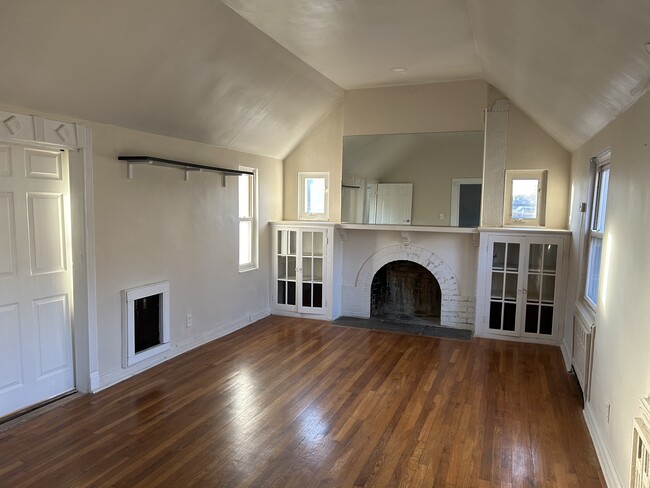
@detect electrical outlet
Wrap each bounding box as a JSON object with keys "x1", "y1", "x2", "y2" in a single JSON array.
[
  {"x1": 605, "y1": 401, "x2": 611, "y2": 424},
  {"x1": 439, "y1": 213, "x2": 445, "y2": 220},
  {"x1": 186, "y1": 313, "x2": 192, "y2": 328}
]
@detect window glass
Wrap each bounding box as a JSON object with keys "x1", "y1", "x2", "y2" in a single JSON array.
[
  {"x1": 584, "y1": 160, "x2": 610, "y2": 308},
  {"x1": 305, "y1": 177, "x2": 326, "y2": 214},
  {"x1": 298, "y1": 172, "x2": 329, "y2": 220},
  {"x1": 511, "y1": 179, "x2": 539, "y2": 219}
]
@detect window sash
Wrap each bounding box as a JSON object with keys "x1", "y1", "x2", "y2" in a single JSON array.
[
  {"x1": 298, "y1": 172, "x2": 329, "y2": 220},
  {"x1": 503, "y1": 170, "x2": 547, "y2": 226},
  {"x1": 238, "y1": 169, "x2": 257, "y2": 271},
  {"x1": 583, "y1": 157, "x2": 610, "y2": 309}
]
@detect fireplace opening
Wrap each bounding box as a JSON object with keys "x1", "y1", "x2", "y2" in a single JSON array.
[
  {"x1": 371, "y1": 260, "x2": 441, "y2": 324},
  {"x1": 122, "y1": 281, "x2": 170, "y2": 367},
  {"x1": 134, "y1": 294, "x2": 161, "y2": 353}
]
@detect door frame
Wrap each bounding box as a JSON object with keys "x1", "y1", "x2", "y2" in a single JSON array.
[{"x1": 0, "y1": 109, "x2": 99, "y2": 393}]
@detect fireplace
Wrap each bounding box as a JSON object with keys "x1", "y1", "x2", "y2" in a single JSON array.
[
  {"x1": 342, "y1": 243, "x2": 475, "y2": 329},
  {"x1": 371, "y1": 260, "x2": 441, "y2": 324},
  {"x1": 122, "y1": 281, "x2": 170, "y2": 367}
]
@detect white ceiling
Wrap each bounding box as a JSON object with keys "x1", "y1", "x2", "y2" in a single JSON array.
[
  {"x1": 0, "y1": 0, "x2": 342, "y2": 159},
  {"x1": 221, "y1": 0, "x2": 483, "y2": 89},
  {"x1": 1, "y1": 0, "x2": 648, "y2": 157},
  {"x1": 223, "y1": 0, "x2": 650, "y2": 151}
]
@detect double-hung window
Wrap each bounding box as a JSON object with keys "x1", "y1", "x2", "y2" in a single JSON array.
[
  {"x1": 238, "y1": 167, "x2": 258, "y2": 272},
  {"x1": 584, "y1": 154, "x2": 610, "y2": 308}
]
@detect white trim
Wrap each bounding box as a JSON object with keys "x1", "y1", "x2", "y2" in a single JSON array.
[
  {"x1": 97, "y1": 307, "x2": 270, "y2": 392},
  {"x1": 122, "y1": 281, "x2": 171, "y2": 367},
  {"x1": 0, "y1": 109, "x2": 98, "y2": 395},
  {"x1": 560, "y1": 340, "x2": 572, "y2": 370},
  {"x1": 503, "y1": 169, "x2": 548, "y2": 227},
  {"x1": 238, "y1": 166, "x2": 258, "y2": 272},
  {"x1": 450, "y1": 177, "x2": 482, "y2": 226},
  {"x1": 583, "y1": 402, "x2": 624, "y2": 487}
]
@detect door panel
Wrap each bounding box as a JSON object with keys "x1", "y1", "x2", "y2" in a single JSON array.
[
  {"x1": 0, "y1": 303, "x2": 22, "y2": 392},
  {"x1": 34, "y1": 295, "x2": 71, "y2": 376},
  {"x1": 0, "y1": 192, "x2": 16, "y2": 277},
  {"x1": 0, "y1": 144, "x2": 74, "y2": 418},
  {"x1": 487, "y1": 237, "x2": 524, "y2": 336},
  {"x1": 375, "y1": 183, "x2": 413, "y2": 224},
  {"x1": 27, "y1": 192, "x2": 67, "y2": 274}
]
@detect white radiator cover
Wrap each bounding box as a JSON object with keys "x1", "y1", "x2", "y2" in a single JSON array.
[
  {"x1": 572, "y1": 304, "x2": 595, "y2": 399},
  {"x1": 631, "y1": 397, "x2": 650, "y2": 488}
]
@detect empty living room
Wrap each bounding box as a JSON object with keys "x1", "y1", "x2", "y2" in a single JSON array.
[{"x1": 1, "y1": 1, "x2": 649, "y2": 486}]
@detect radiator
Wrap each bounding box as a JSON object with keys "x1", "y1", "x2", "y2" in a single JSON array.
[
  {"x1": 572, "y1": 305, "x2": 595, "y2": 399},
  {"x1": 631, "y1": 398, "x2": 650, "y2": 488}
]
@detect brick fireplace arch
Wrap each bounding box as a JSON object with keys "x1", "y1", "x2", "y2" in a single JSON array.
[{"x1": 346, "y1": 244, "x2": 474, "y2": 328}]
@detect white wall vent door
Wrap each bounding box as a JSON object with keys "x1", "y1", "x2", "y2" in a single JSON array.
[
  {"x1": 0, "y1": 143, "x2": 74, "y2": 418},
  {"x1": 374, "y1": 183, "x2": 413, "y2": 225}
]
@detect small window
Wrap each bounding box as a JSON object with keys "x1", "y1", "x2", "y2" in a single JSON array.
[
  {"x1": 298, "y1": 172, "x2": 329, "y2": 221},
  {"x1": 238, "y1": 167, "x2": 258, "y2": 272},
  {"x1": 504, "y1": 170, "x2": 547, "y2": 226},
  {"x1": 585, "y1": 158, "x2": 610, "y2": 308}
]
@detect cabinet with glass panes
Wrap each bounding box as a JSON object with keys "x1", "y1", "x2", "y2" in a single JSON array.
[
  {"x1": 482, "y1": 233, "x2": 568, "y2": 342},
  {"x1": 271, "y1": 223, "x2": 334, "y2": 319}
]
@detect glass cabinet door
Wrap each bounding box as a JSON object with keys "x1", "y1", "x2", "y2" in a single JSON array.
[
  {"x1": 300, "y1": 230, "x2": 324, "y2": 311},
  {"x1": 523, "y1": 242, "x2": 558, "y2": 337},
  {"x1": 488, "y1": 239, "x2": 522, "y2": 333},
  {"x1": 276, "y1": 229, "x2": 297, "y2": 306}
]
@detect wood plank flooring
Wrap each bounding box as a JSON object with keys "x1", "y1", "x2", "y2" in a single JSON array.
[{"x1": 0, "y1": 316, "x2": 605, "y2": 487}]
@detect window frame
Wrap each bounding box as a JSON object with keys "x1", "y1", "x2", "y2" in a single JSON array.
[
  {"x1": 298, "y1": 172, "x2": 329, "y2": 221},
  {"x1": 503, "y1": 169, "x2": 548, "y2": 227},
  {"x1": 583, "y1": 151, "x2": 611, "y2": 310},
  {"x1": 238, "y1": 166, "x2": 258, "y2": 272}
]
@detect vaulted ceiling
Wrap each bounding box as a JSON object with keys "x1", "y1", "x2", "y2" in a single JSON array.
[
  {"x1": 223, "y1": 0, "x2": 650, "y2": 151},
  {"x1": 0, "y1": 0, "x2": 648, "y2": 158}
]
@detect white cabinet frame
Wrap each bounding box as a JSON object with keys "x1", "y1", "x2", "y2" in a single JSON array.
[
  {"x1": 271, "y1": 223, "x2": 335, "y2": 320},
  {"x1": 476, "y1": 231, "x2": 569, "y2": 344}
]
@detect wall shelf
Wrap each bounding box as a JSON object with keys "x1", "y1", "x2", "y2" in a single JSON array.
[{"x1": 118, "y1": 156, "x2": 254, "y2": 181}]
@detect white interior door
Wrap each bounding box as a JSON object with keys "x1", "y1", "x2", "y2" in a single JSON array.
[
  {"x1": 0, "y1": 143, "x2": 74, "y2": 418},
  {"x1": 375, "y1": 183, "x2": 413, "y2": 224}
]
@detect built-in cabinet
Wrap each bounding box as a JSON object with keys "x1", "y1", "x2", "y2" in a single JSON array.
[
  {"x1": 477, "y1": 231, "x2": 569, "y2": 343},
  {"x1": 271, "y1": 223, "x2": 336, "y2": 319}
]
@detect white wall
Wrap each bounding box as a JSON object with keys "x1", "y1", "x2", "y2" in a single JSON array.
[
  {"x1": 505, "y1": 104, "x2": 571, "y2": 229},
  {"x1": 284, "y1": 103, "x2": 344, "y2": 221},
  {"x1": 565, "y1": 91, "x2": 650, "y2": 486},
  {"x1": 91, "y1": 123, "x2": 282, "y2": 387},
  {"x1": 343, "y1": 80, "x2": 487, "y2": 135}
]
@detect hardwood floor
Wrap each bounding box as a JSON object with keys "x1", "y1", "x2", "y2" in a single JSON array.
[{"x1": 0, "y1": 316, "x2": 605, "y2": 487}]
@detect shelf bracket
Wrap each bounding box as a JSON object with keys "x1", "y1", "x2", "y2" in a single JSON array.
[
  {"x1": 184, "y1": 167, "x2": 201, "y2": 181},
  {"x1": 126, "y1": 160, "x2": 154, "y2": 180}
]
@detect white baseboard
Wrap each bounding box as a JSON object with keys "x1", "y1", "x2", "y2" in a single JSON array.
[
  {"x1": 95, "y1": 308, "x2": 270, "y2": 393},
  {"x1": 560, "y1": 339, "x2": 572, "y2": 371},
  {"x1": 583, "y1": 402, "x2": 623, "y2": 487}
]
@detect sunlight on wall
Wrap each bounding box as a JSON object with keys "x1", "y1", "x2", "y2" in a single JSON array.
[{"x1": 568, "y1": 184, "x2": 575, "y2": 227}]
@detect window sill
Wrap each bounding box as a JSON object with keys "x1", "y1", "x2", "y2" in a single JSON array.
[
  {"x1": 239, "y1": 264, "x2": 259, "y2": 274},
  {"x1": 575, "y1": 300, "x2": 596, "y2": 327}
]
